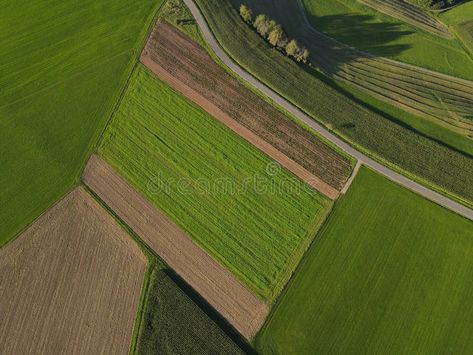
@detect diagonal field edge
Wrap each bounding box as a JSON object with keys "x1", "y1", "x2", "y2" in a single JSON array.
[{"x1": 82, "y1": 155, "x2": 269, "y2": 340}]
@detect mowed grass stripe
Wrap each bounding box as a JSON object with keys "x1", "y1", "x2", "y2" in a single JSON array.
[
  {"x1": 98, "y1": 66, "x2": 330, "y2": 301},
  {"x1": 256, "y1": 168, "x2": 473, "y2": 354},
  {"x1": 358, "y1": 0, "x2": 451, "y2": 37}
]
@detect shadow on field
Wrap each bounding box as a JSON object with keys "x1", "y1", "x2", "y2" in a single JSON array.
[
  {"x1": 165, "y1": 269, "x2": 259, "y2": 355},
  {"x1": 235, "y1": 0, "x2": 412, "y2": 75},
  {"x1": 305, "y1": 13, "x2": 413, "y2": 58}
]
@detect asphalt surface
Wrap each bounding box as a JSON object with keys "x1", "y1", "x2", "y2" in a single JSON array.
[{"x1": 183, "y1": 0, "x2": 473, "y2": 221}]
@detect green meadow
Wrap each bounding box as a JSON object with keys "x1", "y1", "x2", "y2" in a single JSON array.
[
  {"x1": 256, "y1": 168, "x2": 473, "y2": 354},
  {"x1": 0, "y1": 0, "x2": 162, "y2": 246}
]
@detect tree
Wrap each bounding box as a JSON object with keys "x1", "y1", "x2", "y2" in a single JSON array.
[
  {"x1": 254, "y1": 14, "x2": 273, "y2": 38},
  {"x1": 285, "y1": 39, "x2": 300, "y2": 58},
  {"x1": 239, "y1": 4, "x2": 253, "y2": 24},
  {"x1": 299, "y1": 47, "x2": 310, "y2": 63},
  {"x1": 268, "y1": 24, "x2": 287, "y2": 47}
]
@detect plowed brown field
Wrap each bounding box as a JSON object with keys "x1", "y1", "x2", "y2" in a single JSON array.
[
  {"x1": 83, "y1": 155, "x2": 269, "y2": 340},
  {"x1": 0, "y1": 188, "x2": 146, "y2": 355},
  {"x1": 141, "y1": 20, "x2": 352, "y2": 192}
]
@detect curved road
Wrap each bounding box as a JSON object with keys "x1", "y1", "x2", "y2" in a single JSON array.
[{"x1": 183, "y1": 0, "x2": 473, "y2": 222}]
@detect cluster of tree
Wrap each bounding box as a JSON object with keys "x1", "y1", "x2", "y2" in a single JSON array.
[
  {"x1": 406, "y1": 0, "x2": 458, "y2": 10},
  {"x1": 239, "y1": 5, "x2": 310, "y2": 63}
]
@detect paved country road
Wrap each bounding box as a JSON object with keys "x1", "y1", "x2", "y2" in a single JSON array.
[{"x1": 183, "y1": 0, "x2": 473, "y2": 222}]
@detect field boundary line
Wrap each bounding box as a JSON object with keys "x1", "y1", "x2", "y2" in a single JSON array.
[
  {"x1": 82, "y1": 155, "x2": 269, "y2": 340},
  {"x1": 341, "y1": 161, "x2": 362, "y2": 195},
  {"x1": 184, "y1": 0, "x2": 473, "y2": 221}
]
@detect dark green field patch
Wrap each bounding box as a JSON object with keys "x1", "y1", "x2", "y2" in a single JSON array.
[
  {"x1": 256, "y1": 168, "x2": 473, "y2": 354},
  {"x1": 136, "y1": 268, "x2": 249, "y2": 355}
]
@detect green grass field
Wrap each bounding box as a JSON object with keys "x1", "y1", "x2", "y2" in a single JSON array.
[
  {"x1": 0, "y1": 0, "x2": 162, "y2": 246},
  {"x1": 440, "y1": 1, "x2": 473, "y2": 57},
  {"x1": 256, "y1": 167, "x2": 473, "y2": 354},
  {"x1": 135, "y1": 268, "x2": 247, "y2": 355},
  {"x1": 194, "y1": 0, "x2": 473, "y2": 204},
  {"x1": 303, "y1": 0, "x2": 473, "y2": 80},
  {"x1": 98, "y1": 65, "x2": 330, "y2": 301}
]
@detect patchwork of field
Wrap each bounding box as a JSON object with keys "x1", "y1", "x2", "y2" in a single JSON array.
[
  {"x1": 83, "y1": 155, "x2": 268, "y2": 339},
  {"x1": 256, "y1": 167, "x2": 473, "y2": 354},
  {"x1": 142, "y1": 21, "x2": 352, "y2": 195},
  {"x1": 136, "y1": 268, "x2": 248, "y2": 354},
  {"x1": 241, "y1": 0, "x2": 473, "y2": 137},
  {"x1": 0, "y1": 0, "x2": 161, "y2": 246},
  {"x1": 358, "y1": 0, "x2": 451, "y2": 37},
  {"x1": 96, "y1": 65, "x2": 331, "y2": 301},
  {"x1": 0, "y1": 188, "x2": 146, "y2": 354},
  {"x1": 195, "y1": 0, "x2": 473, "y2": 203}
]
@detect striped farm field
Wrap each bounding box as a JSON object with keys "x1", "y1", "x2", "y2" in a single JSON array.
[
  {"x1": 256, "y1": 168, "x2": 473, "y2": 354},
  {"x1": 142, "y1": 20, "x2": 352, "y2": 196},
  {"x1": 98, "y1": 65, "x2": 331, "y2": 301},
  {"x1": 0, "y1": 0, "x2": 162, "y2": 246},
  {"x1": 194, "y1": 0, "x2": 473, "y2": 204},
  {"x1": 357, "y1": 0, "x2": 451, "y2": 38},
  {"x1": 240, "y1": 0, "x2": 473, "y2": 138}
]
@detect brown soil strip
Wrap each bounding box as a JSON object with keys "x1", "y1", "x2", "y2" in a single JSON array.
[
  {"x1": 141, "y1": 55, "x2": 339, "y2": 200},
  {"x1": 0, "y1": 188, "x2": 146, "y2": 355},
  {"x1": 141, "y1": 20, "x2": 352, "y2": 193},
  {"x1": 82, "y1": 155, "x2": 269, "y2": 340}
]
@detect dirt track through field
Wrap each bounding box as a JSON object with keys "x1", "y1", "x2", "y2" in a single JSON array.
[
  {"x1": 141, "y1": 21, "x2": 351, "y2": 194},
  {"x1": 82, "y1": 155, "x2": 269, "y2": 340},
  {"x1": 0, "y1": 188, "x2": 146, "y2": 355}
]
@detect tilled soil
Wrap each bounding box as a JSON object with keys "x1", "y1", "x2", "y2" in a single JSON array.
[
  {"x1": 0, "y1": 188, "x2": 146, "y2": 355},
  {"x1": 141, "y1": 20, "x2": 352, "y2": 192},
  {"x1": 83, "y1": 155, "x2": 269, "y2": 340}
]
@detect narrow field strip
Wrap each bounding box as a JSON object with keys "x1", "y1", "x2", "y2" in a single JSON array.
[
  {"x1": 142, "y1": 20, "x2": 352, "y2": 191},
  {"x1": 358, "y1": 0, "x2": 452, "y2": 38},
  {"x1": 0, "y1": 188, "x2": 146, "y2": 355},
  {"x1": 243, "y1": 0, "x2": 473, "y2": 137},
  {"x1": 83, "y1": 155, "x2": 269, "y2": 340}
]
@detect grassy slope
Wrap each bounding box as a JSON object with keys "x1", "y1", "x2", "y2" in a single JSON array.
[
  {"x1": 98, "y1": 66, "x2": 330, "y2": 301},
  {"x1": 136, "y1": 268, "x2": 247, "y2": 355},
  {"x1": 441, "y1": 1, "x2": 473, "y2": 56},
  {"x1": 0, "y1": 0, "x2": 161, "y2": 246},
  {"x1": 194, "y1": 0, "x2": 473, "y2": 204},
  {"x1": 256, "y1": 167, "x2": 473, "y2": 354},
  {"x1": 302, "y1": 0, "x2": 473, "y2": 80}
]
